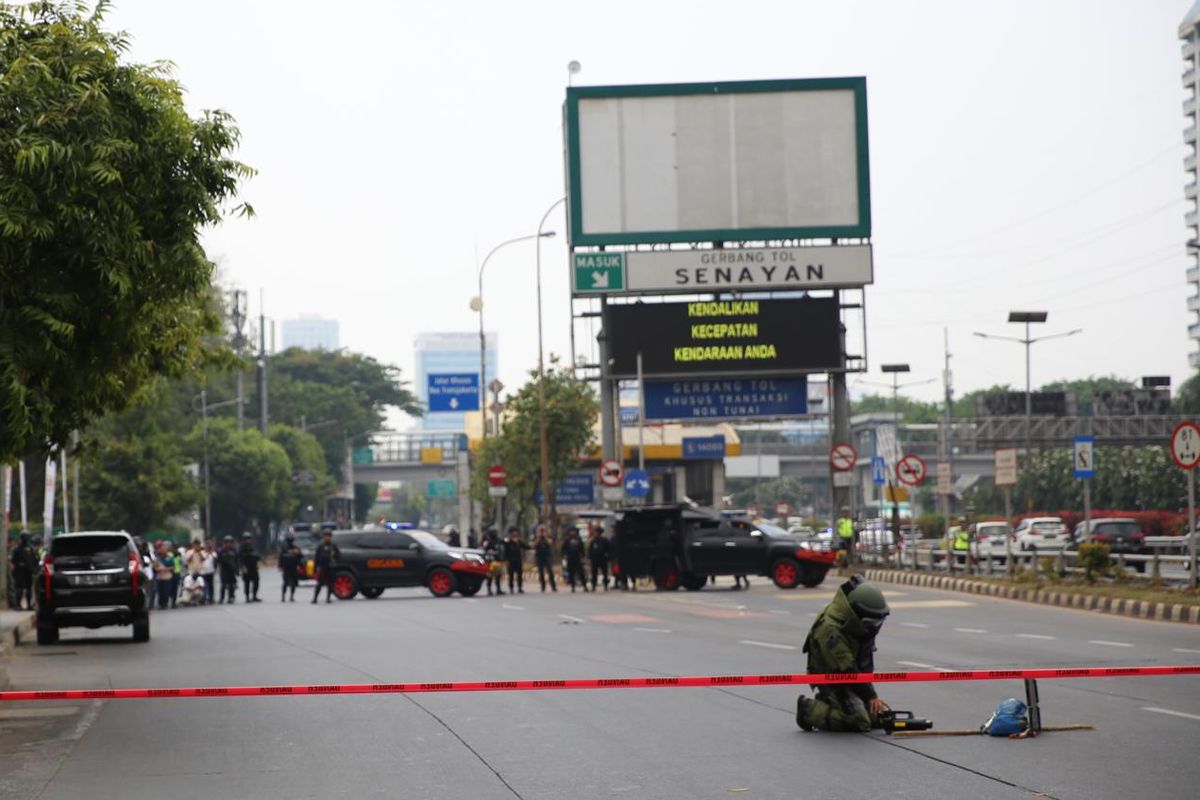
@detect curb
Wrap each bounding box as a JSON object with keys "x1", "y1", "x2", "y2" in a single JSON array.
[
  {"x1": 860, "y1": 569, "x2": 1200, "y2": 625},
  {"x1": 0, "y1": 612, "x2": 36, "y2": 691}
]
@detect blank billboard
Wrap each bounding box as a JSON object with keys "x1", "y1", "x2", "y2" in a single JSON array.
[{"x1": 565, "y1": 78, "x2": 870, "y2": 246}]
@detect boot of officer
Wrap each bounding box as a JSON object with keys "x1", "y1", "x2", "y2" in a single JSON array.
[{"x1": 796, "y1": 576, "x2": 891, "y2": 732}]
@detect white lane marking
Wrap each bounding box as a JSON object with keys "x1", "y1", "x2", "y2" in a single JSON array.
[
  {"x1": 1143, "y1": 707, "x2": 1200, "y2": 722},
  {"x1": 557, "y1": 614, "x2": 585, "y2": 623},
  {"x1": 896, "y1": 661, "x2": 951, "y2": 672},
  {"x1": 1015, "y1": 634, "x2": 1057, "y2": 641},
  {"x1": 1089, "y1": 640, "x2": 1134, "y2": 648},
  {"x1": 899, "y1": 622, "x2": 929, "y2": 629},
  {"x1": 1173, "y1": 647, "x2": 1200, "y2": 655},
  {"x1": 634, "y1": 627, "x2": 672, "y2": 633},
  {"x1": 888, "y1": 600, "x2": 975, "y2": 609},
  {"x1": 768, "y1": 609, "x2": 790, "y2": 615},
  {"x1": 954, "y1": 627, "x2": 987, "y2": 634},
  {"x1": 739, "y1": 639, "x2": 797, "y2": 651},
  {"x1": 502, "y1": 604, "x2": 526, "y2": 611},
  {"x1": 0, "y1": 706, "x2": 80, "y2": 720}
]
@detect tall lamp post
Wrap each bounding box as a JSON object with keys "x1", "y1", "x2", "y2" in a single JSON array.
[
  {"x1": 535, "y1": 197, "x2": 567, "y2": 528},
  {"x1": 472, "y1": 232, "x2": 556, "y2": 438},
  {"x1": 974, "y1": 311, "x2": 1081, "y2": 510}
]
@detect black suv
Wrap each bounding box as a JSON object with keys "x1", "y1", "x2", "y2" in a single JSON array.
[
  {"x1": 1073, "y1": 518, "x2": 1151, "y2": 572},
  {"x1": 36, "y1": 532, "x2": 151, "y2": 644},
  {"x1": 612, "y1": 505, "x2": 836, "y2": 590},
  {"x1": 326, "y1": 528, "x2": 489, "y2": 599}
]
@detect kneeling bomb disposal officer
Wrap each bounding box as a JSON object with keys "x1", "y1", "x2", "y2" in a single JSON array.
[{"x1": 796, "y1": 575, "x2": 891, "y2": 732}]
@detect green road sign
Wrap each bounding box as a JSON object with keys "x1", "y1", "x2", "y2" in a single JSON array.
[
  {"x1": 573, "y1": 253, "x2": 625, "y2": 293},
  {"x1": 427, "y1": 479, "x2": 456, "y2": 497},
  {"x1": 352, "y1": 447, "x2": 374, "y2": 465}
]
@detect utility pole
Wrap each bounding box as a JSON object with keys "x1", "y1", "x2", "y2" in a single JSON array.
[
  {"x1": 830, "y1": 291, "x2": 852, "y2": 551},
  {"x1": 941, "y1": 329, "x2": 953, "y2": 533},
  {"x1": 258, "y1": 290, "x2": 268, "y2": 435},
  {"x1": 231, "y1": 290, "x2": 248, "y2": 430}
]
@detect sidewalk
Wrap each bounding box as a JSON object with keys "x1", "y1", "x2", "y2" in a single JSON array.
[{"x1": 0, "y1": 608, "x2": 36, "y2": 690}]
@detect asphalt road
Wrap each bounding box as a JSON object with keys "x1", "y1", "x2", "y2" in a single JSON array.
[{"x1": 2, "y1": 571, "x2": 1198, "y2": 800}]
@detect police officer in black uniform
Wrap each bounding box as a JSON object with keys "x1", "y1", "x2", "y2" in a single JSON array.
[
  {"x1": 587, "y1": 525, "x2": 610, "y2": 592},
  {"x1": 312, "y1": 529, "x2": 341, "y2": 604},
  {"x1": 502, "y1": 526, "x2": 529, "y2": 594},
  {"x1": 9, "y1": 532, "x2": 38, "y2": 610},
  {"x1": 562, "y1": 528, "x2": 589, "y2": 592},
  {"x1": 239, "y1": 533, "x2": 262, "y2": 602},
  {"x1": 533, "y1": 527, "x2": 557, "y2": 592},
  {"x1": 217, "y1": 535, "x2": 240, "y2": 604},
  {"x1": 278, "y1": 533, "x2": 303, "y2": 602}
]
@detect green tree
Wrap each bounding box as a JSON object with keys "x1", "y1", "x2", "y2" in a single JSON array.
[
  {"x1": 194, "y1": 419, "x2": 290, "y2": 536},
  {"x1": 268, "y1": 424, "x2": 335, "y2": 519},
  {"x1": 0, "y1": 2, "x2": 253, "y2": 461},
  {"x1": 1175, "y1": 371, "x2": 1200, "y2": 415},
  {"x1": 851, "y1": 393, "x2": 942, "y2": 423},
  {"x1": 267, "y1": 348, "x2": 421, "y2": 478},
  {"x1": 471, "y1": 359, "x2": 598, "y2": 523},
  {"x1": 79, "y1": 431, "x2": 199, "y2": 536},
  {"x1": 1041, "y1": 376, "x2": 1134, "y2": 416}
]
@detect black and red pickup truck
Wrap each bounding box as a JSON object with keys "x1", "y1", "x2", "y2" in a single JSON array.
[{"x1": 611, "y1": 505, "x2": 836, "y2": 591}]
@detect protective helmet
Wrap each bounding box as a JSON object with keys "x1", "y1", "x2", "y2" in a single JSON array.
[
  {"x1": 847, "y1": 581, "x2": 890, "y2": 633},
  {"x1": 442, "y1": 524, "x2": 459, "y2": 535},
  {"x1": 222, "y1": 535, "x2": 234, "y2": 543}
]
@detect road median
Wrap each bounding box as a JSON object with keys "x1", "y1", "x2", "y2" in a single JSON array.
[{"x1": 859, "y1": 568, "x2": 1200, "y2": 625}]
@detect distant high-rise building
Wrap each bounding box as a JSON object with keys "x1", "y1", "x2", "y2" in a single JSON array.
[
  {"x1": 1182, "y1": 4, "x2": 1200, "y2": 366},
  {"x1": 415, "y1": 332, "x2": 498, "y2": 431},
  {"x1": 281, "y1": 314, "x2": 340, "y2": 351}
]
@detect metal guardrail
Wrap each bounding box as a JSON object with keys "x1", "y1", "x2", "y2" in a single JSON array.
[{"x1": 854, "y1": 543, "x2": 1195, "y2": 582}]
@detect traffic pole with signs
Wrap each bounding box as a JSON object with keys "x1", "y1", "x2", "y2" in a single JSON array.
[
  {"x1": 1073, "y1": 436, "x2": 1095, "y2": 541},
  {"x1": 994, "y1": 448, "x2": 1019, "y2": 575},
  {"x1": 1170, "y1": 421, "x2": 1200, "y2": 590}
]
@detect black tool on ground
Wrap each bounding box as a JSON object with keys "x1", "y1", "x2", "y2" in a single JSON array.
[
  {"x1": 880, "y1": 710, "x2": 933, "y2": 734},
  {"x1": 1023, "y1": 678, "x2": 1042, "y2": 736}
]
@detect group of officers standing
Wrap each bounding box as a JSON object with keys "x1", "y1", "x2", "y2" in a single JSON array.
[{"x1": 467, "y1": 524, "x2": 612, "y2": 596}]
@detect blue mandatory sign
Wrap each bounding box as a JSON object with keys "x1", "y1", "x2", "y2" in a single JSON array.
[
  {"x1": 642, "y1": 377, "x2": 808, "y2": 422},
  {"x1": 1073, "y1": 435, "x2": 1096, "y2": 480},
  {"x1": 682, "y1": 434, "x2": 726, "y2": 460},
  {"x1": 427, "y1": 373, "x2": 480, "y2": 412},
  {"x1": 871, "y1": 456, "x2": 888, "y2": 486},
  {"x1": 624, "y1": 468, "x2": 651, "y2": 498}
]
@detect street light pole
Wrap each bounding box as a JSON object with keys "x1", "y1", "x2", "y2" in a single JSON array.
[
  {"x1": 192, "y1": 392, "x2": 247, "y2": 541},
  {"x1": 974, "y1": 312, "x2": 1081, "y2": 512},
  {"x1": 473, "y1": 232, "x2": 555, "y2": 437},
  {"x1": 535, "y1": 197, "x2": 566, "y2": 527}
]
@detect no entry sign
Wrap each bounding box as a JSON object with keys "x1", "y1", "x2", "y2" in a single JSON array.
[
  {"x1": 830, "y1": 443, "x2": 857, "y2": 472},
  {"x1": 895, "y1": 454, "x2": 927, "y2": 487},
  {"x1": 599, "y1": 460, "x2": 624, "y2": 487},
  {"x1": 487, "y1": 465, "x2": 508, "y2": 487}
]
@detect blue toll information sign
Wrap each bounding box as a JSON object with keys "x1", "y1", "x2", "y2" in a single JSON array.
[
  {"x1": 427, "y1": 374, "x2": 480, "y2": 412},
  {"x1": 682, "y1": 435, "x2": 726, "y2": 460},
  {"x1": 624, "y1": 469, "x2": 651, "y2": 498},
  {"x1": 642, "y1": 377, "x2": 808, "y2": 421},
  {"x1": 533, "y1": 471, "x2": 596, "y2": 506}
]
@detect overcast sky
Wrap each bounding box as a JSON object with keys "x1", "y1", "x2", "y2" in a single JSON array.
[{"x1": 105, "y1": 0, "x2": 1193, "y2": 421}]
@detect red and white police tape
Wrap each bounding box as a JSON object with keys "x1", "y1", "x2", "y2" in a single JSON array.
[{"x1": 1, "y1": 665, "x2": 1197, "y2": 702}]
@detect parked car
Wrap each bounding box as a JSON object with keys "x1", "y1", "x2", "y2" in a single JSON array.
[
  {"x1": 1014, "y1": 516, "x2": 1069, "y2": 551},
  {"x1": 972, "y1": 521, "x2": 1012, "y2": 562},
  {"x1": 36, "y1": 531, "x2": 151, "y2": 644},
  {"x1": 1072, "y1": 518, "x2": 1150, "y2": 572}
]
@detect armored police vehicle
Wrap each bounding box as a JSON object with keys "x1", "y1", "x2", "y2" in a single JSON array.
[{"x1": 611, "y1": 504, "x2": 836, "y2": 590}]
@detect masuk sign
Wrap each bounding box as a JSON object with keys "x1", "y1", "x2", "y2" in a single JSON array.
[{"x1": 571, "y1": 246, "x2": 872, "y2": 296}]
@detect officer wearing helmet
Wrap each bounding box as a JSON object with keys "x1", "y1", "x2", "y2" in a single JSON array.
[
  {"x1": 796, "y1": 575, "x2": 891, "y2": 732},
  {"x1": 442, "y1": 524, "x2": 462, "y2": 548}
]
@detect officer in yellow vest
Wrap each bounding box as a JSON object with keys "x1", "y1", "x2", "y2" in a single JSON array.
[
  {"x1": 836, "y1": 507, "x2": 855, "y2": 564},
  {"x1": 949, "y1": 517, "x2": 970, "y2": 568}
]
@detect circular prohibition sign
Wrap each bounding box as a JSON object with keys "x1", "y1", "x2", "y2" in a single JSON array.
[
  {"x1": 1171, "y1": 420, "x2": 1200, "y2": 471},
  {"x1": 830, "y1": 443, "x2": 857, "y2": 472},
  {"x1": 895, "y1": 454, "x2": 927, "y2": 487}
]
